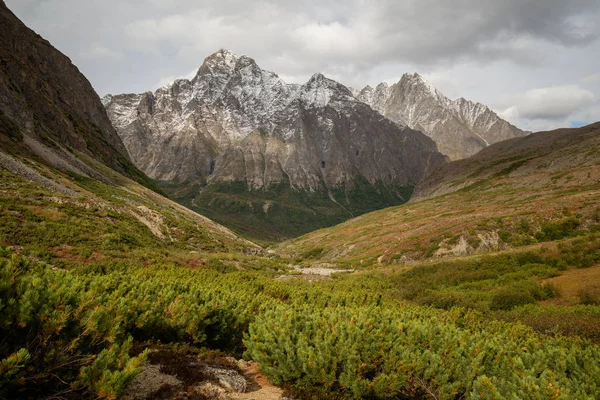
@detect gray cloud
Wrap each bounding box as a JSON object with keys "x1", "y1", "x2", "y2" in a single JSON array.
[
  {"x1": 5, "y1": 0, "x2": 600, "y2": 130},
  {"x1": 503, "y1": 85, "x2": 596, "y2": 120},
  {"x1": 498, "y1": 84, "x2": 598, "y2": 131}
]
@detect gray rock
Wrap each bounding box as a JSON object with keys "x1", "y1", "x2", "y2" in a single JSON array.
[
  {"x1": 0, "y1": 2, "x2": 149, "y2": 185},
  {"x1": 204, "y1": 365, "x2": 247, "y2": 393},
  {"x1": 123, "y1": 364, "x2": 182, "y2": 400}
]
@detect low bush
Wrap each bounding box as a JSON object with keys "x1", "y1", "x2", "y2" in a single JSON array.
[
  {"x1": 535, "y1": 217, "x2": 581, "y2": 241},
  {"x1": 579, "y1": 287, "x2": 600, "y2": 305},
  {"x1": 245, "y1": 306, "x2": 600, "y2": 399},
  {"x1": 490, "y1": 286, "x2": 536, "y2": 310},
  {"x1": 2, "y1": 239, "x2": 600, "y2": 399}
]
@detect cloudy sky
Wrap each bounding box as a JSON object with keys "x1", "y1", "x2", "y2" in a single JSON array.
[{"x1": 6, "y1": 0, "x2": 600, "y2": 131}]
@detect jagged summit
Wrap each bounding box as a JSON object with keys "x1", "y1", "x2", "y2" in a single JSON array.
[
  {"x1": 197, "y1": 48, "x2": 238, "y2": 73},
  {"x1": 400, "y1": 73, "x2": 445, "y2": 100},
  {"x1": 152, "y1": 50, "x2": 357, "y2": 114},
  {"x1": 357, "y1": 73, "x2": 529, "y2": 159},
  {"x1": 301, "y1": 73, "x2": 355, "y2": 108}
]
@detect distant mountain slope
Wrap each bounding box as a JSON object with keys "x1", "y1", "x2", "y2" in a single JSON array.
[
  {"x1": 356, "y1": 73, "x2": 529, "y2": 160},
  {"x1": 105, "y1": 50, "x2": 447, "y2": 241},
  {"x1": 280, "y1": 122, "x2": 600, "y2": 264},
  {"x1": 0, "y1": 0, "x2": 156, "y2": 190},
  {"x1": 413, "y1": 121, "x2": 600, "y2": 200}
]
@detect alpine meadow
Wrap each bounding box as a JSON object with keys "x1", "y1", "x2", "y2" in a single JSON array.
[{"x1": 2, "y1": 1, "x2": 600, "y2": 399}]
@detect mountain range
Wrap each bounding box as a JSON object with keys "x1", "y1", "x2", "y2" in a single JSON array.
[
  {"x1": 104, "y1": 49, "x2": 447, "y2": 240},
  {"x1": 103, "y1": 49, "x2": 528, "y2": 241}
]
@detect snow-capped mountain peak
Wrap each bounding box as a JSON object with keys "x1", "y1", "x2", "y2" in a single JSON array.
[
  {"x1": 301, "y1": 73, "x2": 354, "y2": 107},
  {"x1": 103, "y1": 49, "x2": 445, "y2": 202},
  {"x1": 196, "y1": 48, "x2": 238, "y2": 77}
]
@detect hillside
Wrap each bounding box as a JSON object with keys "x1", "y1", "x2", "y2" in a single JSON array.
[
  {"x1": 0, "y1": 149, "x2": 263, "y2": 266},
  {"x1": 104, "y1": 50, "x2": 446, "y2": 242},
  {"x1": 276, "y1": 122, "x2": 600, "y2": 345},
  {"x1": 0, "y1": 1, "x2": 158, "y2": 191},
  {"x1": 413, "y1": 122, "x2": 600, "y2": 200},
  {"x1": 281, "y1": 122, "x2": 600, "y2": 264}
]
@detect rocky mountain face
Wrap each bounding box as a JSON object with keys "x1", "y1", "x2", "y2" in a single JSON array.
[
  {"x1": 356, "y1": 73, "x2": 529, "y2": 160},
  {"x1": 105, "y1": 49, "x2": 447, "y2": 240},
  {"x1": 0, "y1": 0, "x2": 157, "y2": 190}
]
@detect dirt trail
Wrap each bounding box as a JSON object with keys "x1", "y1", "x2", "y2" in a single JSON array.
[{"x1": 229, "y1": 361, "x2": 284, "y2": 400}]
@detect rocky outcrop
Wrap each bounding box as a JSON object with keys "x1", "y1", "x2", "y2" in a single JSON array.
[
  {"x1": 356, "y1": 73, "x2": 529, "y2": 160},
  {"x1": 0, "y1": 0, "x2": 155, "y2": 189},
  {"x1": 105, "y1": 50, "x2": 447, "y2": 239}
]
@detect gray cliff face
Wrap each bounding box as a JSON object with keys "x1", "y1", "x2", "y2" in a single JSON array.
[
  {"x1": 105, "y1": 50, "x2": 446, "y2": 194},
  {"x1": 0, "y1": 2, "x2": 126, "y2": 162},
  {"x1": 357, "y1": 73, "x2": 529, "y2": 160}
]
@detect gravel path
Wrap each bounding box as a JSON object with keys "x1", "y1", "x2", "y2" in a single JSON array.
[{"x1": 229, "y1": 361, "x2": 284, "y2": 400}]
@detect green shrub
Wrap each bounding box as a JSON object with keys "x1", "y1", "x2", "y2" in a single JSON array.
[
  {"x1": 467, "y1": 235, "x2": 481, "y2": 249},
  {"x1": 245, "y1": 306, "x2": 600, "y2": 399},
  {"x1": 0, "y1": 349, "x2": 30, "y2": 390},
  {"x1": 299, "y1": 246, "x2": 325, "y2": 260},
  {"x1": 535, "y1": 217, "x2": 581, "y2": 241},
  {"x1": 518, "y1": 218, "x2": 531, "y2": 234},
  {"x1": 579, "y1": 288, "x2": 600, "y2": 305},
  {"x1": 542, "y1": 282, "x2": 562, "y2": 299},
  {"x1": 490, "y1": 287, "x2": 536, "y2": 310},
  {"x1": 2, "y1": 238, "x2": 600, "y2": 399},
  {"x1": 77, "y1": 338, "x2": 147, "y2": 400},
  {"x1": 498, "y1": 230, "x2": 512, "y2": 243},
  {"x1": 494, "y1": 305, "x2": 600, "y2": 342}
]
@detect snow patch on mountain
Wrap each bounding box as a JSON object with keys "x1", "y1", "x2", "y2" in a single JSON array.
[{"x1": 104, "y1": 49, "x2": 445, "y2": 194}]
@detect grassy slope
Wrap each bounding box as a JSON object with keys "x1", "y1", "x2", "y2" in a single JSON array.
[
  {"x1": 0, "y1": 145, "x2": 293, "y2": 275},
  {"x1": 2, "y1": 121, "x2": 600, "y2": 399},
  {"x1": 281, "y1": 123, "x2": 600, "y2": 265},
  {"x1": 278, "y1": 122, "x2": 600, "y2": 342}
]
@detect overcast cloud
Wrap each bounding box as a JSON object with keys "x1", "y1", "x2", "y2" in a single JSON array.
[{"x1": 6, "y1": 0, "x2": 600, "y2": 131}]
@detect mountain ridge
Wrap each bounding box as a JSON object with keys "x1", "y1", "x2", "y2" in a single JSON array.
[
  {"x1": 356, "y1": 72, "x2": 530, "y2": 160},
  {"x1": 104, "y1": 49, "x2": 447, "y2": 240},
  {"x1": 280, "y1": 121, "x2": 600, "y2": 265},
  {"x1": 412, "y1": 121, "x2": 600, "y2": 201}
]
